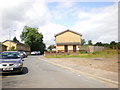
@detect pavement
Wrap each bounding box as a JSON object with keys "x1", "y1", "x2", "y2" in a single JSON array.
[{"x1": 41, "y1": 56, "x2": 119, "y2": 85}]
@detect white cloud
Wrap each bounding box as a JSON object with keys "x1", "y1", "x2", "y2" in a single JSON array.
[
  {"x1": 56, "y1": 2, "x2": 76, "y2": 9},
  {"x1": 38, "y1": 23, "x2": 68, "y2": 47},
  {"x1": 71, "y1": 4, "x2": 118, "y2": 44},
  {"x1": 0, "y1": 0, "x2": 50, "y2": 42},
  {"x1": 49, "y1": 2, "x2": 78, "y2": 20},
  {"x1": 0, "y1": 1, "x2": 118, "y2": 47}
]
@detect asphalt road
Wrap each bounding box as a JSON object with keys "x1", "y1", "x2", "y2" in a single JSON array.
[{"x1": 1, "y1": 56, "x2": 117, "y2": 88}]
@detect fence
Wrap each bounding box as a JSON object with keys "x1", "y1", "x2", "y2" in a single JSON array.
[
  {"x1": 44, "y1": 51, "x2": 79, "y2": 56},
  {"x1": 79, "y1": 46, "x2": 107, "y2": 53},
  {"x1": 44, "y1": 46, "x2": 108, "y2": 56}
]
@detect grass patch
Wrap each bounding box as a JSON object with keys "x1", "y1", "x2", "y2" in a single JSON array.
[{"x1": 45, "y1": 50, "x2": 118, "y2": 58}]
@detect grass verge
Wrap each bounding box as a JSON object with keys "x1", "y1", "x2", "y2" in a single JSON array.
[{"x1": 45, "y1": 50, "x2": 118, "y2": 58}]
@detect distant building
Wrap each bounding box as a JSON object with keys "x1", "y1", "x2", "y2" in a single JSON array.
[
  {"x1": 0, "y1": 43, "x2": 7, "y2": 52},
  {"x1": 55, "y1": 29, "x2": 82, "y2": 52},
  {"x1": 2, "y1": 40, "x2": 31, "y2": 53}
]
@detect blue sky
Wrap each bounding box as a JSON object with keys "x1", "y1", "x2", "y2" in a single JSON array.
[
  {"x1": 47, "y1": 2, "x2": 115, "y2": 9},
  {"x1": 47, "y1": 2, "x2": 116, "y2": 28}
]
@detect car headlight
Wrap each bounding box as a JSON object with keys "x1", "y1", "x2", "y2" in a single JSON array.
[
  {"x1": 0, "y1": 64, "x2": 2, "y2": 68},
  {"x1": 18, "y1": 63, "x2": 22, "y2": 66},
  {"x1": 14, "y1": 63, "x2": 22, "y2": 67}
]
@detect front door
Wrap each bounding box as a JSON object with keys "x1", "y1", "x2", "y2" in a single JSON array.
[
  {"x1": 64, "y1": 45, "x2": 68, "y2": 52},
  {"x1": 73, "y1": 45, "x2": 76, "y2": 52}
]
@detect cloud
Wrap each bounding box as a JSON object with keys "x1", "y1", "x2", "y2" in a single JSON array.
[
  {"x1": 71, "y1": 3, "x2": 118, "y2": 44},
  {"x1": 0, "y1": 0, "x2": 50, "y2": 42},
  {"x1": 0, "y1": 1, "x2": 118, "y2": 47},
  {"x1": 56, "y1": 2, "x2": 76, "y2": 9},
  {"x1": 38, "y1": 23, "x2": 68, "y2": 47},
  {"x1": 49, "y1": 2, "x2": 78, "y2": 21}
]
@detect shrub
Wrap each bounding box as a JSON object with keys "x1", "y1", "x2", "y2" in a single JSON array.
[
  {"x1": 79, "y1": 50, "x2": 88, "y2": 54},
  {"x1": 92, "y1": 51, "x2": 100, "y2": 55}
]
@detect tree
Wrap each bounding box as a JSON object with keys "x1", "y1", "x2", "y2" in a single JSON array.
[
  {"x1": 116, "y1": 42, "x2": 120, "y2": 49},
  {"x1": 20, "y1": 26, "x2": 46, "y2": 54},
  {"x1": 13, "y1": 37, "x2": 19, "y2": 43},
  {"x1": 88, "y1": 40, "x2": 93, "y2": 45},
  {"x1": 94, "y1": 42, "x2": 103, "y2": 46},
  {"x1": 81, "y1": 39, "x2": 86, "y2": 46},
  {"x1": 48, "y1": 45, "x2": 56, "y2": 51},
  {"x1": 102, "y1": 43, "x2": 110, "y2": 47},
  {"x1": 109, "y1": 41, "x2": 118, "y2": 49}
]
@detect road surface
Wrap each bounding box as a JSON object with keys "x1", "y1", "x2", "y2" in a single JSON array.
[{"x1": 1, "y1": 56, "x2": 117, "y2": 88}]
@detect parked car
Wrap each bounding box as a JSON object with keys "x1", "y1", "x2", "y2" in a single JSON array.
[
  {"x1": 19, "y1": 51, "x2": 28, "y2": 58},
  {"x1": 31, "y1": 51, "x2": 41, "y2": 55},
  {"x1": 0, "y1": 51, "x2": 24, "y2": 73},
  {"x1": 36, "y1": 51, "x2": 41, "y2": 55},
  {"x1": 31, "y1": 51, "x2": 36, "y2": 55}
]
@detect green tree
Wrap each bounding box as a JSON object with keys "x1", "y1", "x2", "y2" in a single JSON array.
[
  {"x1": 109, "y1": 41, "x2": 117, "y2": 49},
  {"x1": 81, "y1": 39, "x2": 86, "y2": 46},
  {"x1": 88, "y1": 40, "x2": 93, "y2": 45},
  {"x1": 117, "y1": 42, "x2": 120, "y2": 49},
  {"x1": 20, "y1": 26, "x2": 46, "y2": 54},
  {"x1": 13, "y1": 37, "x2": 19, "y2": 43},
  {"x1": 102, "y1": 43, "x2": 110, "y2": 48},
  {"x1": 48, "y1": 45, "x2": 56, "y2": 51},
  {"x1": 94, "y1": 42, "x2": 103, "y2": 46}
]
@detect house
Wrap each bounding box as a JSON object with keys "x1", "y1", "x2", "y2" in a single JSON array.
[
  {"x1": 0, "y1": 43, "x2": 7, "y2": 52},
  {"x1": 55, "y1": 29, "x2": 82, "y2": 52},
  {"x1": 2, "y1": 40, "x2": 31, "y2": 53}
]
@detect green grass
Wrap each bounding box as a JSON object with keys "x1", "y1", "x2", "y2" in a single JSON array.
[{"x1": 45, "y1": 50, "x2": 118, "y2": 58}]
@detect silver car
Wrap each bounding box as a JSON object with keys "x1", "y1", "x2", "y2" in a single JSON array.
[{"x1": 0, "y1": 51, "x2": 24, "y2": 73}]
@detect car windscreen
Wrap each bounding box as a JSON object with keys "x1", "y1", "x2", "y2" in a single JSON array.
[{"x1": 0, "y1": 52, "x2": 21, "y2": 59}]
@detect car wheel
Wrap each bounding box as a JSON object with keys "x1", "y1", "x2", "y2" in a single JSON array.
[{"x1": 18, "y1": 68, "x2": 23, "y2": 74}]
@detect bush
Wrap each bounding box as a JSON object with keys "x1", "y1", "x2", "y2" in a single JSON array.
[
  {"x1": 92, "y1": 51, "x2": 100, "y2": 55},
  {"x1": 79, "y1": 50, "x2": 88, "y2": 54}
]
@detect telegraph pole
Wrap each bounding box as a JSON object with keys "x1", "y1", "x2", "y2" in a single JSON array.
[{"x1": 9, "y1": 30, "x2": 16, "y2": 50}]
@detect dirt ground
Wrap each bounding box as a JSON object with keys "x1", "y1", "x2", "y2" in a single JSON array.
[{"x1": 46, "y1": 57, "x2": 119, "y2": 72}]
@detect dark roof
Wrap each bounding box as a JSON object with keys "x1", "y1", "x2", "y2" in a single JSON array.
[
  {"x1": 56, "y1": 42, "x2": 81, "y2": 45},
  {"x1": 2, "y1": 40, "x2": 29, "y2": 46},
  {"x1": 54, "y1": 29, "x2": 82, "y2": 37}
]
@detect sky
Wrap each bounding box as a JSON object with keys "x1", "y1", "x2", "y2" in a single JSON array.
[{"x1": 0, "y1": 0, "x2": 119, "y2": 47}]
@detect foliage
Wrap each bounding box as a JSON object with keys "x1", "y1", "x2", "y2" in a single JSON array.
[
  {"x1": 109, "y1": 41, "x2": 118, "y2": 49},
  {"x1": 102, "y1": 43, "x2": 110, "y2": 47},
  {"x1": 88, "y1": 40, "x2": 93, "y2": 45},
  {"x1": 81, "y1": 39, "x2": 86, "y2": 46},
  {"x1": 48, "y1": 45, "x2": 56, "y2": 51},
  {"x1": 13, "y1": 37, "x2": 19, "y2": 43},
  {"x1": 93, "y1": 41, "x2": 120, "y2": 50},
  {"x1": 94, "y1": 42, "x2": 103, "y2": 46},
  {"x1": 20, "y1": 26, "x2": 46, "y2": 54},
  {"x1": 8, "y1": 46, "x2": 16, "y2": 51},
  {"x1": 79, "y1": 50, "x2": 88, "y2": 54}
]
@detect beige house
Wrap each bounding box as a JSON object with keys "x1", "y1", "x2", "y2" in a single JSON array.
[
  {"x1": 2, "y1": 40, "x2": 31, "y2": 53},
  {"x1": 0, "y1": 43, "x2": 7, "y2": 52},
  {"x1": 55, "y1": 30, "x2": 82, "y2": 52}
]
